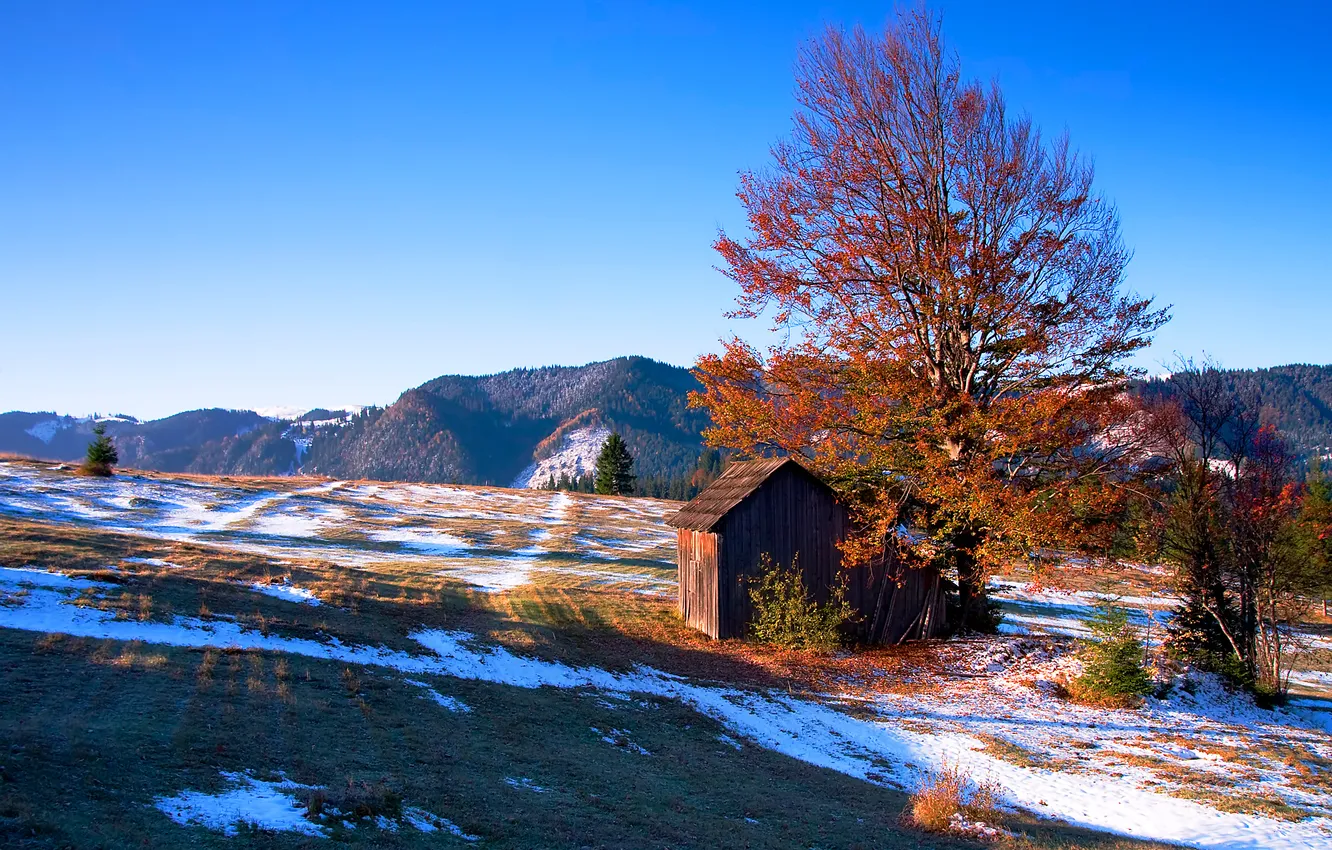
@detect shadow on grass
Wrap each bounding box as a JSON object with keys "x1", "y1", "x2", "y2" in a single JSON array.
[{"x1": 0, "y1": 626, "x2": 1183, "y2": 850}]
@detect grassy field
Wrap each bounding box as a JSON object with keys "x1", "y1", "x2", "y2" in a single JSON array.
[{"x1": 0, "y1": 461, "x2": 1325, "y2": 849}]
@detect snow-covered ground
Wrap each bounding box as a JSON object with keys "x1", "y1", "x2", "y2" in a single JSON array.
[
  {"x1": 3, "y1": 462, "x2": 1332, "y2": 849},
  {"x1": 0, "y1": 462, "x2": 677, "y2": 596},
  {"x1": 1, "y1": 565, "x2": 1331, "y2": 849},
  {"x1": 990, "y1": 577, "x2": 1175, "y2": 640},
  {"x1": 510, "y1": 426, "x2": 609, "y2": 489}
]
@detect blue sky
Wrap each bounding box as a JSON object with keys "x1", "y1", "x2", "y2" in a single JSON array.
[{"x1": 2, "y1": 1, "x2": 1328, "y2": 420}]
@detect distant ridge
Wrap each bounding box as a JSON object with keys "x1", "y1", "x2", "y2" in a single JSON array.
[
  {"x1": 1139, "y1": 363, "x2": 1332, "y2": 456},
  {"x1": 6, "y1": 359, "x2": 1329, "y2": 487},
  {"x1": 0, "y1": 357, "x2": 710, "y2": 486},
  {"x1": 306, "y1": 356, "x2": 708, "y2": 485}
]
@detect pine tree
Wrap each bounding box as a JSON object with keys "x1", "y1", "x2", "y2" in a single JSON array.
[
  {"x1": 593, "y1": 433, "x2": 635, "y2": 496},
  {"x1": 1070, "y1": 605, "x2": 1155, "y2": 707},
  {"x1": 83, "y1": 423, "x2": 119, "y2": 477}
]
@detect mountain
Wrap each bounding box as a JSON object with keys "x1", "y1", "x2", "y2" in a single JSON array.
[
  {"x1": 15, "y1": 359, "x2": 1324, "y2": 489},
  {"x1": 0, "y1": 408, "x2": 281, "y2": 473},
  {"x1": 306, "y1": 357, "x2": 709, "y2": 485},
  {"x1": 0, "y1": 357, "x2": 711, "y2": 487}
]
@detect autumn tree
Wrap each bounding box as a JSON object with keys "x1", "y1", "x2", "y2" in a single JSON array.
[
  {"x1": 1152, "y1": 360, "x2": 1241, "y2": 673},
  {"x1": 1301, "y1": 459, "x2": 1332, "y2": 612},
  {"x1": 1149, "y1": 360, "x2": 1323, "y2": 696},
  {"x1": 1226, "y1": 424, "x2": 1309, "y2": 693},
  {"x1": 693, "y1": 9, "x2": 1167, "y2": 632}
]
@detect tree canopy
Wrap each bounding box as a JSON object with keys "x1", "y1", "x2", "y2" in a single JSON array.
[{"x1": 692, "y1": 9, "x2": 1167, "y2": 628}]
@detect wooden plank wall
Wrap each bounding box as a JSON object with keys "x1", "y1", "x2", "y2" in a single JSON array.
[
  {"x1": 677, "y1": 528, "x2": 720, "y2": 638},
  {"x1": 861, "y1": 556, "x2": 947, "y2": 644},
  {"x1": 715, "y1": 465, "x2": 860, "y2": 639},
  {"x1": 675, "y1": 464, "x2": 945, "y2": 642}
]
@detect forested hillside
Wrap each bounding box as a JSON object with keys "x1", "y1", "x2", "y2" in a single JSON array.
[
  {"x1": 1, "y1": 357, "x2": 711, "y2": 488},
  {"x1": 1138, "y1": 363, "x2": 1332, "y2": 457},
  {"x1": 6, "y1": 360, "x2": 1328, "y2": 488},
  {"x1": 306, "y1": 357, "x2": 709, "y2": 485}
]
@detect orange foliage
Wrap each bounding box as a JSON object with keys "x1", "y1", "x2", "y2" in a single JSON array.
[{"x1": 692, "y1": 9, "x2": 1167, "y2": 625}]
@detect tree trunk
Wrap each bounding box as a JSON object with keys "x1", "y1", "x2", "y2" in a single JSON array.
[{"x1": 952, "y1": 530, "x2": 990, "y2": 632}]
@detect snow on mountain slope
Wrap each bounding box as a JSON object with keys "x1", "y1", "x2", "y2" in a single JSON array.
[
  {"x1": 511, "y1": 427, "x2": 610, "y2": 489},
  {"x1": 24, "y1": 419, "x2": 70, "y2": 444},
  {"x1": 256, "y1": 405, "x2": 367, "y2": 422}
]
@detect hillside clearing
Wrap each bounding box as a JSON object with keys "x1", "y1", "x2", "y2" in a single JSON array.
[{"x1": 1, "y1": 461, "x2": 1330, "y2": 849}]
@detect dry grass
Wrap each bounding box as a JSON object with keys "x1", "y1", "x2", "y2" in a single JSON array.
[
  {"x1": 1167, "y1": 786, "x2": 1312, "y2": 822},
  {"x1": 908, "y1": 762, "x2": 1002, "y2": 833},
  {"x1": 299, "y1": 777, "x2": 403, "y2": 825},
  {"x1": 1063, "y1": 676, "x2": 1147, "y2": 709},
  {"x1": 976, "y1": 734, "x2": 1052, "y2": 769},
  {"x1": 196, "y1": 649, "x2": 218, "y2": 688}
]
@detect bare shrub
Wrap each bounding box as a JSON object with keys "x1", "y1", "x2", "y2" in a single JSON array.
[
  {"x1": 197, "y1": 650, "x2": 218, "y2": 688},
  {"x1": 341, "y1": 667, "x2": 361, "y2": 697},
  {"x1": 247, "y1": 654, "x2": 265, "y2": 694}
]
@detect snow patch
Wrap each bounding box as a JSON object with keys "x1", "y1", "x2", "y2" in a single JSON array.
[
  {"x1": 435, "y1": 557, "x2": 535, "y2": 594},
  {"x1": 0, "y1": 566, "x2": 108, "y2": 590},
  {"x1": 248, "y1": 581, "x2": 321, "y2": 606},
  {"x1": 121, "y1": 557, "x2": 184, "y2": 569},
  {"x1": 591, "y1": 726, "x2": 651, "y2": 756},
  {"x1": 154, "y1": 771, "x2": 324, "y2": 837},
  {"x1": 402, "y1": 807, "x2": 478, "y2": 840},
  {"x1": 25, "y1": 419, "x2": 69, "y2": 444},
  {"x1": 511, "y1": 427, "x2": 609, "y2": 489},
  {"x1": 369, "y1": 527, "x2": 471, "y2": 554},
  {"x1": 404, "y1": 678, "x2": 471, "y2": 712}
]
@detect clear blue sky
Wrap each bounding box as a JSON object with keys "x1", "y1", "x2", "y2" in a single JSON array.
[{"x1": 2, "y1": 1, "x2": 1328, "y2": 420}]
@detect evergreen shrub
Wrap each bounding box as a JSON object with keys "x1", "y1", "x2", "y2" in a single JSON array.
[{"x1": 1068, "y1": 605, "x2": 1154, "y2": 707}]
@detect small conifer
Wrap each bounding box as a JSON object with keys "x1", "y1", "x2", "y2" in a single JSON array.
[
  {"x1": 1070, "y1": 605, "x2": 1154, "y2": 706},
  {"x1": 83, "y1": 422, "x2": 119, "y2": 477},
  {"x1": 593, "y1": 433, "x2": 635, "y2": 495}
]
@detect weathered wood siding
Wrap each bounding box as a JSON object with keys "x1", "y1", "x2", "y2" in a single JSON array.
[
  {"x1": 677, "y1": 528, "x2": 721, "y2": 638},
  {"x1": 859, "y1": 555, "x2": 947, "y2": 644},
  {"x1": 714, "y1": 464, "x2": 856, "y2": 639},
  {"x1": 671, "y1": 459, "x2": 947, "y2": 643}
]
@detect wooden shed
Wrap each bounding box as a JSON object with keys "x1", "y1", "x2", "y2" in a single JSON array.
[{"x1": 665, "y1": 457, "x2": 945, "y2": 643}]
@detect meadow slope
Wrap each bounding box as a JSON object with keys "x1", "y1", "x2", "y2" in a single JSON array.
[{"x1": 1, "y1": 460, "x2": 1330, "y2": 849}]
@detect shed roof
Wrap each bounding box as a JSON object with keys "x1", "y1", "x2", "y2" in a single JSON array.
[{"x1": 665, "y1": 457, "x2": 830, "y2": 531}]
